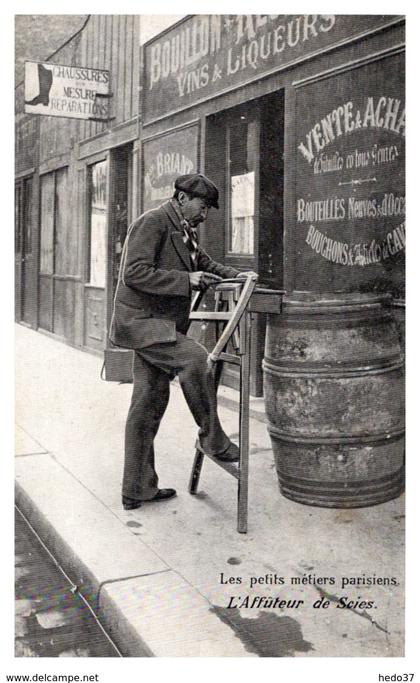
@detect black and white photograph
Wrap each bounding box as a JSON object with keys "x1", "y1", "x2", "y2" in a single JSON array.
[{"x1": 7, "y1": 4, "x2": 416, "y2": 678}]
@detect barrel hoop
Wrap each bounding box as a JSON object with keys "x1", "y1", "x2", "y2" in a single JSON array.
[
  {"x1": 281, "y1": 303, "x2": 385, "y2": 316},
  {"x1": 267, "y1": 313, "x2": 394, "y2": 329},
  {"x1": 262, "y1": 357, "x2": 403, "y2": 378},
  {"x1": 280, "y1": 484, "x2": 404, "y2": 504},
  {"x1": 267, "y1": 424, "x2": 405, "y2": 445},
  {"x1": 279, "y1": 468, "x2": 404, "y2": 495},
  {"x1": 263, "y1": 355, "x2": 401, "y2": 370},
  {"x1": 281, "y1": 465, "x2": 404, "y2": 491},
  {"x1": 280, "y1": 489, "x2": 403, "y2": 507},
  {"x1": 283, "y1": 294, "x2": 387, "y2": 303}
]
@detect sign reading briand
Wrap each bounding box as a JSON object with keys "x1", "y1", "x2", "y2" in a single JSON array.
[
  {"x1": 142, "y1": 124, "x2": 199, "y2": 212},
  {"x1": 24, "y1": 61, "x2": 110, "y2": 120},
  {"x1": 143, "y1": 14, "x2": 399, "y2": 123}
]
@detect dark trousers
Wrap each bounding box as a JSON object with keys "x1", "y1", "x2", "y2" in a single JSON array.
[{"x1": 123, "y1": 332, "x2": 231, "y2": 501}]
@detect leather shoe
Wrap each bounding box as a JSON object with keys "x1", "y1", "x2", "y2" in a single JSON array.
[
  {"x1": 122, "y1": 488, "x2": 177, "y2": 510},
  {"x1": 214, "y1": 442, "x2": 240, "y2": 462},
  {"x1": 148, "y1": 488, "x2": 177, "y2": 502},
  {"x1": 122, "y1": 496, "x2": 142, "y2": 510}
]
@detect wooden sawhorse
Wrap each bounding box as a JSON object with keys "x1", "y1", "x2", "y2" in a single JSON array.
[{"x1": 187, "y1": 275, "x2": 283, "y2": 533}]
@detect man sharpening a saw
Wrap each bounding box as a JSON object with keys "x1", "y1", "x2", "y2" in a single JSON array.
[{"x1": 110, "y1": 173, "x2": 257, "y2": 510}]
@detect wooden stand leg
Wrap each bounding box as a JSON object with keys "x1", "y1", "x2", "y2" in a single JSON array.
[
  {"x1": 188, "y1": 362, "x2": 222, "y2": 496},
  {"x1": 188, "y1": 277, "x2": 258, "y2": 532},
  {"x1": 189, "y1": 448, "x2": 204, "y2": 494},
  {"x1": 237, "y1": 313, "x2": 251, "y2": 534}
]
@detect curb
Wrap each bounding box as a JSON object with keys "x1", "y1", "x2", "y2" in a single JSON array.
[{"x1": 15, "y1": 452, "x2": 251, "y2": 657}]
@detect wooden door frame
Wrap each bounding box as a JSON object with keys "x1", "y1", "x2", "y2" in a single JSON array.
[
  {"x1": 106, "y1": 142, "x2": 134, "y2": 336},
  {"x1": 17, "y1": 173, "x2": 36, "y2": 327},
  {"x1": 82, "y1": 151, "x2": 110, "y2": 353},
  {"x1": 15, "y1": 181, "x2": 24, "y2": 322},
  {"x1": 38, "y1": 169, "x2": 58, "y2": 335}
]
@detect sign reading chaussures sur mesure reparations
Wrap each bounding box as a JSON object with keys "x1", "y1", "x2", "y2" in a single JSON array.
[{"x1": 24, "y1": 61, "x2": 110, "y2": 120}]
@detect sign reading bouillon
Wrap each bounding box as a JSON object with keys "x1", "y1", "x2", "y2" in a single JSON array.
[
  {"x1": 143, "y1": 14, "x2": 398, "y2": 123},
  {"x1": 24, "y1": 61, "x2": 110, "y2": 120}
]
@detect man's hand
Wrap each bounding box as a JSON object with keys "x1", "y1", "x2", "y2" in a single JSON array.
[
  {"x1": 189, "y1": 271, "x2": 223, "y2": 291},
  {"x1": 236, "y1": 270, "x2": 259, "y2": 280}
]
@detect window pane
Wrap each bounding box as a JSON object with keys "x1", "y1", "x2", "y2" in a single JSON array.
[
  {"x1": 40, "y1": 174, "x2": 55, "y2": 274},
  {"x1": 230, "y1": 172, "x2": 255, "y2": 255},
  {"x1": 228, "y1": 118, "x2": 256, "y2": 255},
  {"x1": 89, "y1": 160, "x2": 107, "y2": 288}
]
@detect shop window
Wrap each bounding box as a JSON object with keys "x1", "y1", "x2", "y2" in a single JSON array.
[
  {"x1": 206, "y1": 92, "x2": 283, "y2": 284},
  {"x1": 88, "y1": 160, "x2": 107, "y2": 288},
  {"x1": 227, "y1": 117, "x2": 258, "y2": 256}
]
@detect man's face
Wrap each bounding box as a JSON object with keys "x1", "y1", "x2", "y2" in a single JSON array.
[{"x1": 179, "y1": 193, "x2": 209, "y2": 226}]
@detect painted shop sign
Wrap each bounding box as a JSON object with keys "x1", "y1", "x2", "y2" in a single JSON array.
[
  {"x1": 142, "y1": 124, "x2": 199, "y2": 212},
  {"x1": 24, "y1": 61, "x2": 110, "y2": 120},
  {"x1": 143, "y1": 14, "x2": 398, "y2": 123},
  {"x1": 295, "y1": 52, "x2": 405, "y2": 296}
]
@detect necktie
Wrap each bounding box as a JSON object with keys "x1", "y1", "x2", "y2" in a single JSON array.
[
  {"x1": 170, "y1": 198, "x2": 199, "y2": 267},
  {"x1": 182, "y1": 221, "x2": 199, "y2": 266}
]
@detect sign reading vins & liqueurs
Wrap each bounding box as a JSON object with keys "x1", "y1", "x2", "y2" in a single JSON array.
[
  {"x1": 143, "y1": 15, "x2": 398, "y2": 123},
  {"x1": 142, "y1": 125, "x2": 199, "y2": 212},
  {"x1": 24, "y1": 61, "x2": 110, "y2": 120},
  {"x1": 295, "y1": 52, "x2": 405, "y2": 296}
]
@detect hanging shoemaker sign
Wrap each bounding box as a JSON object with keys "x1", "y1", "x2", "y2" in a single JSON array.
[{"x1": 24, "y1": 61, "x2": 111, "y2": 121}]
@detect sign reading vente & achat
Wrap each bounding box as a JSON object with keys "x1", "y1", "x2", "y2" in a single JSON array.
[
  {"x1": 143, "y1": 14, "x2": 399, "y2": 124},
  {"x1": 24, "y1": 61, "x2": 110, "y2": 120},
  {"x1": 295, "y1": 51, "x2": 405, "y2": 296}
]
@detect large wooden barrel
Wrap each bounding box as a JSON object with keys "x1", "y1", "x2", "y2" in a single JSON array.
[
  {"x1": 392, "y1": 298, "x2": 405, "y2": 360},
  {"x1": 263, "y1": 292, "x2": 405, "y2": 508}
]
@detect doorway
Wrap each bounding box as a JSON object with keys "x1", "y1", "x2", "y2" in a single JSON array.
[
  {"x1": 83, "y1": 142, "x2": 134, "y2": 359},
  {"x1": 15, "y1": 176, "x2": 35, "y2": 326},
  {"x1": 108, "y1": 143, "x2": 133, "y2": 306},
  {"x1": 84, "y1": 158, "x2": 108, "y2": 351},
  {"x1": 205, "y1": 90, "x2": 284, "y2": 395},
  {"x1": 38, "y1": 167, "x2": 77, "y2": 342},
  {"x1": 102, "y1": 142, "x2": 135, "y2": 380}
]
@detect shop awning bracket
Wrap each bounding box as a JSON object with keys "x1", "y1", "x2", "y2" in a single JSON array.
[{"x1": 88, "y1": 116, "x2": 116, "y2": 123}]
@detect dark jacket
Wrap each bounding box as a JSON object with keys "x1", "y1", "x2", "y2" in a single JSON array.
[{"x1": 110, "y1": 200, "x2": 239, "y2": 350}]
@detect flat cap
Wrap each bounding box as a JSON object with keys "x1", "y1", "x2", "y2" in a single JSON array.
[{"x1": 175, "y1": 173, "x2": 219, "y2": 209}]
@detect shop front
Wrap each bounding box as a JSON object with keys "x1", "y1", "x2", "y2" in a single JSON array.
[
  {"x1": 15, "y1": 14, "x2": 405, "y2": 505},
  {"x1": 15, "y1": 14, "x2": 405, "y2": 413},
  {"x1": 15, "y1": 105, "x2": 39, "y2": 329},
  {"x1": 140, "y1": 14, "x2": 405, "y2": 397},
  {"x1": 15, "y1": 15, "x2": 141, "y2": 360}
]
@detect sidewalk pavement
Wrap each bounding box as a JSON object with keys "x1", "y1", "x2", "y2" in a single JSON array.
[{"x1": 15, "y1": 324, "x2": 405, "y2": 657}]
